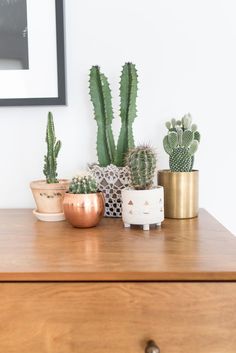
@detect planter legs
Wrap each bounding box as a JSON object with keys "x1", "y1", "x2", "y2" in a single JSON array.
[
  {"x1": 123, "y1": 222, "x2": 162, "y2": 230},
  {"x1": 143, "y1": 224, "x2": 150, "y2": 231}
]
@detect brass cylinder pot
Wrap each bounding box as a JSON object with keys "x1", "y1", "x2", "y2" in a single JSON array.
[
  {"x1": 158, "y1": 170, "x2": 199, "y2": 219},
  {"x1": 63, "y1": 192, "x2": 105, "y2": 228}
]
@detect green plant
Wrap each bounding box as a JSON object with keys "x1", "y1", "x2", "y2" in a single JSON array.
[
  {"x1": 126, "y1": 145, "x2": 157, "y2": 190},
  {"x1": 43, "y1": 112, "x2": 61, "y2": 184},
  {"x1": 89, "y1": 63, "x2": 138, "y2": 167},
  {"x1": 69, "y1": 175, "x2": 98, "y2": 194},
  {"x1": 163, "y1": 113, "x2": 200, "y2": 172}
]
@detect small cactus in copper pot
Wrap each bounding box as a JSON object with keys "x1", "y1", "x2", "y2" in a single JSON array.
[{"x1": 63, "y1": 173, "x2": 105, "y2": 228}]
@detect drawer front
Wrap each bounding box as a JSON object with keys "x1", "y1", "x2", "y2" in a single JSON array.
[{"x1": 0, "y1": 283, "x2": 235, "y2": 353}]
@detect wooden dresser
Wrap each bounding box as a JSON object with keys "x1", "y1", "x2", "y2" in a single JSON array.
[{"x1": 0, "y1": 209, "x2": 236, "y2": 353}]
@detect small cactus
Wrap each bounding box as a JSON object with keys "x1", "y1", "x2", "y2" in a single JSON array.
[
  {"x1": 163, "y1": 113, "x2": 200, "y2": 172},
  {"x1": 126, "y1": 145, "x2": 157, "y2": 190},
  {"x1": 69, "y1": 175, "x2": 98, "y2": 194},
  {"x1": 43, "y1": 112, "x2": 61, "y2": 184}
]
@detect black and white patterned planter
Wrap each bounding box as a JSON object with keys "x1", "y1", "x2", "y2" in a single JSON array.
[{"x1": 88, "y1": 164, "x2": 130, "y2": 217}]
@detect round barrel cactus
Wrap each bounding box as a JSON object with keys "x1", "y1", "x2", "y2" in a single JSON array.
[
  {"x1": 126, "y1": 145, "x2": 157, "y2": 190},
  {"x1": 69, "y1": 175, "x2": 98, "y2": 194}
]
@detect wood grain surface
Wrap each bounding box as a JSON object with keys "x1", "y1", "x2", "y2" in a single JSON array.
[
  {"x1": 0, "y1": 209, "x2": 235, "y2": 281},
  {"x1": 0, "y1": 282, "x2": 235, "y2": 353}
]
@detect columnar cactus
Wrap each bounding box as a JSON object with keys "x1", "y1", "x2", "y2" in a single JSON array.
[
  {"x1": 69, "y1": 175, "x2": 98, "y2": 194},
  {"x1": 126, "y1": 145, "x2": 157, "y2": 190},
  {"x1": 89, "y1": 66, "x2": 116, "y2": 167},
  {"x1": 163, "y1": 113, "x2": 200, "y2": 172},
  {"x1": 115, "y1": 63, "x2": 138, "y2": 166},
  {"x1": 43, "y1": 112, "x2": 61, "y2": 184},
  {"x1": 89, "y1": 63, "x2": 138, "y2": 167}
]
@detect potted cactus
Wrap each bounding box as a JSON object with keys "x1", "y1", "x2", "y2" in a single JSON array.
[
  {"x1": 158, "y1": 113, "x2": 201, "y2": 219},
  {"x1": 88, "y1": 62, "x2": 138, "y2": 217},
  {"x1": 122, "y1": 145, "x2": 164, "y2": 231},
  {"x1": 30, "y1": 112, "x2": 69, "y2": 221},
  {"x1": 63, "y1": 174, "x2": 105, "y2": 228}
]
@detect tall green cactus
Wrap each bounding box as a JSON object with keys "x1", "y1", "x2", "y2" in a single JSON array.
[
  {"x1": 126, "y1": 145, "x2": 157, "y2": 190},
  {"x1": 115, "y1": 63, "x2": 138, "y2": 166},
  {"x1": 89, "y1": 63, "x2": 138, "y2": 167},
  {"x1": 89, "y1": 66, "x2": 116, "y2": 166},
  {"x1": 43, "y1": 112, "x2": 61, "y2": 184},
  {"x1": 163, "y1": 114, "x2": 200, "y2": 172}
]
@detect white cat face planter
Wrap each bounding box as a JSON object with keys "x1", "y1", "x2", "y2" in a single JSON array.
[{"x1": 121, "y1": 187, "x2": 164, "y2": 230}]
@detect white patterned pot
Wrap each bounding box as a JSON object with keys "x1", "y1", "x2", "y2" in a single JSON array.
[
  {"x1": 88, "y1": 164, "x2": 130, "y2": 217},
  {"x1": 121, "y1": 187, "x2": 164, "y2": 230}
]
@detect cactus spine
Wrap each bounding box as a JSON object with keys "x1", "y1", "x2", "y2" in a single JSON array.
[
  {"x1": 89, "y1": 63, "x2": 138, "y2": 167},
  {"x1": 126, "y1": 145, "x2": 157, "y2": 190},
  {"x1": 163, "y1": 113, "x2": 200, "y2": 172},
  {"x1": 43, "y1": 112, "x2": 61, "y2": 184},
  {"x1": 69, "y1": 175, "x2": 98, "y2": 194}
]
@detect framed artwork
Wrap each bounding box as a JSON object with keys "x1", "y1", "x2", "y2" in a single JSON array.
[{"x1": 0, "y1": 0, "x2": 66, "y2": 106}]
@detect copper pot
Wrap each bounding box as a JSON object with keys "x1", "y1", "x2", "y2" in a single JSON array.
[
  {"x1": 158, "y1": 170, "x2": 199, "y2": 219},
  {"x1": 63, "y1": 192, "x2": 105, "y2": 228}
]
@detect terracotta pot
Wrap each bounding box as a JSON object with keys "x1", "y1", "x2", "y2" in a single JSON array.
[
  {"x1": 121, "y1": 187, "x2": 164, "y2": 230},
  {"x1": 88, "y1": 164, "x2": 130, "y2": 218},
  {"x1": 30, "y1": 179, "x2": 69, "y2": 214},
  {"x1": 63, "y1": 192, "x2": 105, "y2": 228},
  {"x1": 158, "y1": 170, "x2": 199, "y2": 219}
]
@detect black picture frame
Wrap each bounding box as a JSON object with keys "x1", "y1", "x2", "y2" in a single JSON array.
[{"x1": 0, "y1": 0, "x2": 66, "y2": 106}]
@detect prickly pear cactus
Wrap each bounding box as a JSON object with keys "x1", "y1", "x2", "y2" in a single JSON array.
[{"x1": 163, "y1": 113, "x2": 200, "y2": 172}]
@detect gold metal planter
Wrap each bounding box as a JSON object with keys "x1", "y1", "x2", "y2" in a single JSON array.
[{"x1": 158, "y1": 170, "x2": 199, "y2": 219}]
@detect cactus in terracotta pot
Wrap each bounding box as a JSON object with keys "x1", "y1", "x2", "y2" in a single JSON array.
[{"x1": 30, "y1": 112, "x2": 69, "y2": 220}]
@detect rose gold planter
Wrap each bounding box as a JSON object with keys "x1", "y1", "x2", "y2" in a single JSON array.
[
  {"x1": 30, "y1": 179, "x2": 69, "y2": 214},
  {"x1": 158, "y1": 170, "x2": 199, "y2": 219},
  {"x1": 63, "y1": 192, "x2": 105, "y2": 228}
]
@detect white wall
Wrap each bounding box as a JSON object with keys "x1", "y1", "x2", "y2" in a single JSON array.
[{"x1": 0, "y1": 0, "x2": 235, "y2": 234}]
